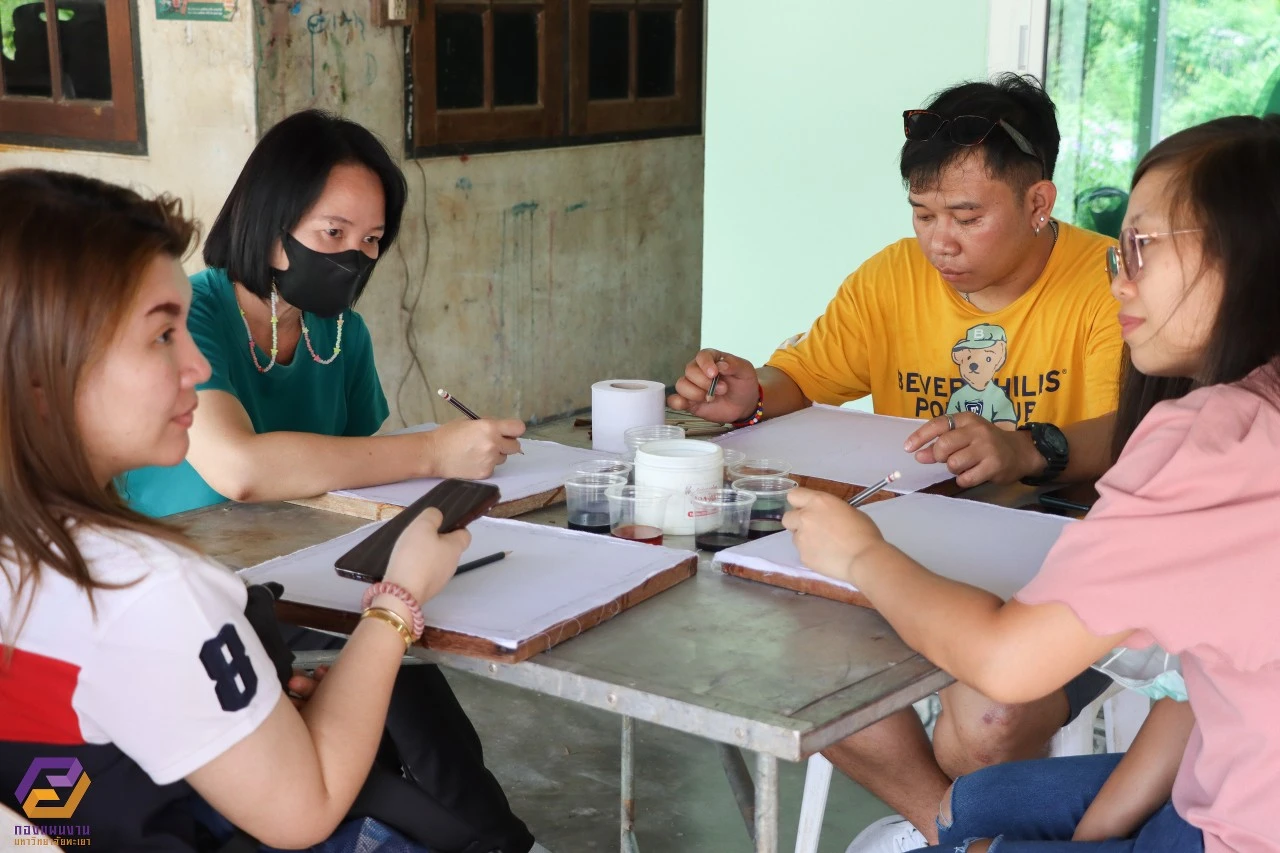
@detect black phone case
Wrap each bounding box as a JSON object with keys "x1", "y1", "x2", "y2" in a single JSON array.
[
  {"x1": 333, "y1": 478, "x2": 501, "y2": 584},
  {"x1": 1037, "y1": 482, "x2": 1100, "y2": 515}
]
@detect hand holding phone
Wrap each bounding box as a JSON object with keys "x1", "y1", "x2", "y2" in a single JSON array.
[
  {"x1": 383, "y1": 507, "x2": 471, "y2": 606},
  {"x1": 335, "y1": 479, "x2": 501, "y2": 586}
]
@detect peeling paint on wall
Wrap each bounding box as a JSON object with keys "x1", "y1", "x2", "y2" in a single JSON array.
[{"x1": 256, "y1": 1, "x2": 703, "y2": 426}]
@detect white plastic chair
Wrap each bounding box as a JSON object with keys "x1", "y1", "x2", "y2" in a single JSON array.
[
  {"x1": 1049, "y1": 682, "x2": 1150, "y2": 757},
  {"x1": 792, "y1": 686, "x2": 1151, "y2": 853}
]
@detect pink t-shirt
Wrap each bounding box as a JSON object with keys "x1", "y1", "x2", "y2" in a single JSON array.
[{"x1": 1018, "y1": 367, "x2": 1280, "y2": 853}]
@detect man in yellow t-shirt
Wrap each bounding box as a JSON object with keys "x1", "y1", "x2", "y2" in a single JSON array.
[
  {"x1": 767, "y1": 216, "x2": 1120, "y2": 431},
  {"x1": 670, "y1": 75, "x2": 1122, "y2": 852}
]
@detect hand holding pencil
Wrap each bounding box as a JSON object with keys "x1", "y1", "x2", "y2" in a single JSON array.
[
  {"x1": 667, "y1": 349, "x2": 762, "y2": 425},
  {"x1": 424, "y1": 389, "x2": 526, "y2": 479},
  {"x1": 783, "y1": 485, "x2": 889, "y2": 586}
]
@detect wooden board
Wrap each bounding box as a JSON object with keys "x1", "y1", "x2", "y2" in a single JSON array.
[
  {"x1": 573, "y1": 410, "x2": 733, "y2": 439},
  {"x1": 716, "y1": 492, "x2": 1071, "y2": 609},
  {"x1": 715, "y1": 477, "x2": 900, "y2": 609},
  {"x1": 717, "y1": 476, "x2": 964, "y2": 605},
  {"x1": 270, "y1": 554, "x2": 697, "y2": 663},
  {"x1": 787, "y1": 472, "x2": 961, "y2": 502},
  {"x1": 289, "y1": 485, "x2": 567, "y2": 522},
  {"x1": 717, "y1": 559, "x2": 874, "y2": 609}
]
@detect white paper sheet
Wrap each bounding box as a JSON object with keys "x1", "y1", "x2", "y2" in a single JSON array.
[
  {"x1": 713, "y1": 493, "x2": 1073, "y2": 601},
  {"x1": 239, "y1": 516, "x2": 695, "y2": 650},
  {"x1": 712, "y1": 405, "x2": 955, "y2": 494},
  {"x1": 332, "y1": 424, "x2": 614, "y2": 507}
]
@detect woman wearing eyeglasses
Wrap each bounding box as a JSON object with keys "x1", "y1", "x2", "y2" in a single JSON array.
[
  {"x1": 671, "y1": 73, "x2": 1126, "y2": 851},
  {"x1": 785, "y1": 114, "x2": 1280, "y2": 852}
]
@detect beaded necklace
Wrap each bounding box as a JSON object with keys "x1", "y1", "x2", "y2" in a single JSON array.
[{"x1": 240, "y1": 285, "x2": 343, "y2": 374}]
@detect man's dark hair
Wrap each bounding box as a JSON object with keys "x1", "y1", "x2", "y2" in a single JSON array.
[
  {"x1": 899, "y1": 73, "x2": 1060, "y2": 194},
  {"x1": 204, "y1": 109, "x2": 408, "y2": 301}
]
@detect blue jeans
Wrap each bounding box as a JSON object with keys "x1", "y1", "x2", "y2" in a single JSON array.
[
  {"x1": 187, "y1": 796, "x2": 433, "y2": 852},
  {"x1": 925, "y1": 754, "x2": 1204, "y2": 852}
]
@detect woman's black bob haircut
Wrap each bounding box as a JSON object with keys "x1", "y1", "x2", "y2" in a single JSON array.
[{"x1": 203, "y1": 109, "x2": 408, "y2": 302}]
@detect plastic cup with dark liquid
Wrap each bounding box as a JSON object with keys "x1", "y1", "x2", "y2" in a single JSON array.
[
  {"x1": 691, "y1": 487, "x2": 755, "y2": 552},
  {"x1": 565, "y1": 472, "x2": 627, "y2": 534},
  {"x1": 605, "y1": 484, "x2": 671, "y2": 546},
  {"x1": 730, "y1": 476, "x2": 799, "y2": 539}
]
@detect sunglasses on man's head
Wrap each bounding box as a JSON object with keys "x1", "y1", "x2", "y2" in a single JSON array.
[
  {"x1": 903, "y1": 110, "x2": 1046, "y2": 179},
  {"x1": 1105, "y1": 226, "x2": 1204, "y2": 282}
]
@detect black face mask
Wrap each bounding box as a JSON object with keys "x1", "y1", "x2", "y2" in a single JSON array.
[{"x1": 271, "y1": 233, "x2": 376, "y2": 318}]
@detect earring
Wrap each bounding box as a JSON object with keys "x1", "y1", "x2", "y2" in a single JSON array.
[{"x1": 1033, "y1": 225, "x2": 1041, "y2": 236}]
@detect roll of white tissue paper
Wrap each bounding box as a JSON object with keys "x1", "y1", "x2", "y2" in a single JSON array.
[{"x1": 591, "y1": 380, "x2": 666, "y2": 454}]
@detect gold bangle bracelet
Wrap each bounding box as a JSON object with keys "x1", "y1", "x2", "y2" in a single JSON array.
[{"x1": 361, "y1": 606, "x2": 413, "y2": 650}]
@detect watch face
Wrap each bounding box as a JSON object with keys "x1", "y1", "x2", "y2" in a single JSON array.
[{"x1": 1040, "y1": 424, "x2": 1069, "y2": 456}]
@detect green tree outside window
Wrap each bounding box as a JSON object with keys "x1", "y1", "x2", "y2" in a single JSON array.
[{"x1": 1046, "y1": 0, "x2": 1280, "y2": 232}]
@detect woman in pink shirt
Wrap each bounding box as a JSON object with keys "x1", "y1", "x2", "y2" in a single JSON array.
[{"x1": 785, "y1": 113, "x2": 1280, "y2": 853}]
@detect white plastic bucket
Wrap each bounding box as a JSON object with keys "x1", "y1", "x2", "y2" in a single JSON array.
[{"x1": 633, "y1": 439, "x2": 725, "y2": 535}]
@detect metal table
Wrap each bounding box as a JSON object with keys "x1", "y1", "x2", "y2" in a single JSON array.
[{"x1": 181, "y1": 421, "x2": 1045, "y2": 853}]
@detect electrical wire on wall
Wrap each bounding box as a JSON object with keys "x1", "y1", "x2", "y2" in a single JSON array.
[{"x1": 392, "y1": 158, "x2": 440, "y2": 427}]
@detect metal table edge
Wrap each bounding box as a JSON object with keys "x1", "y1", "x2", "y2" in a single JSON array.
[
  {"x1": 796, "y1": 665, "x2": 954, "y2": 759},
  {"x1": 411, "y1": 647, "x2": 815, "y2": 762}
]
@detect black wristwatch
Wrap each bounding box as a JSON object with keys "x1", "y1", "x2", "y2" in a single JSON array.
[{"x1": 1018, "y1": 422, "x2": 1069, "y2": 486}]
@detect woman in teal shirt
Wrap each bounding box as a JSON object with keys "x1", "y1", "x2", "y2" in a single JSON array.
[
  {"x1": 122, "y1": 110, "x2": 536, "y2": 852},
  {"x1": 121, "y1": 112, "x2": 524, "y2": 518}
]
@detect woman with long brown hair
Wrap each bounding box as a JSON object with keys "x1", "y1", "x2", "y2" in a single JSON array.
[
  {"x1": 0, "y1": 168, "x2": 463, "y2": 852},
  {"x1": 786, "y1": 114, "x2": 1280, "y2": 853}
]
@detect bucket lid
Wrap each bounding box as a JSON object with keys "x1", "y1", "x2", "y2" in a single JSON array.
[{"x1": 634, "y1": 439, "x2": 724, "y2": 467}]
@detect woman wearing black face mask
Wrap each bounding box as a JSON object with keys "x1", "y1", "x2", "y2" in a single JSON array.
[
  {"x1": 118, "y1": 110, "x2": 537, "y2": 853},
  {"x1": 119, "y1": 109, "x2": 524, "y2": 519}
]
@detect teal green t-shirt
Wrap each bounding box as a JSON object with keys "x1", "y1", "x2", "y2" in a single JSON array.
[{"x1": 119, "y1": 268, "x2": 390, "y2": 517}]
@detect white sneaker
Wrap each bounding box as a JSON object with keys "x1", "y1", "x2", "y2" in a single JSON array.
[{"x1": 845, "y1": 814, "x2": 929, "y2": 852}]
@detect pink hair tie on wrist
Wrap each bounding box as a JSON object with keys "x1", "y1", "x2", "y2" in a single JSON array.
[{"x1": 361, "y1": 582, "x2": 425, "y2": 642}]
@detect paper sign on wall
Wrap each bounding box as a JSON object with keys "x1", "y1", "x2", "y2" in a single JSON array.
[{"x1": 156, "y1": 1, "x2": 237, "y2": 21}]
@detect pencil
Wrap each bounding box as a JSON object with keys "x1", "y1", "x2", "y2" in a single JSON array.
[
  {"x1": 848, "y1": 471, "x2": 902, "y2": 507},
  {"x1": 705, "y1": 357, "x2": 728, "y2": 403},
  {"x1": 456, "y1": 550, "x2": 511, "y2": 575},
  {"x1": 437, "y1": 388, "x2": 481, "y2": 421},
  {"x1": 436, "y1": 388, "x2": 525, "y2": 455}
]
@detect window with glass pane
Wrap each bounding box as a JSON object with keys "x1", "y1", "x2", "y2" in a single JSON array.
[
  {"x1": 1046, "y1": 0, "x2": 1280, "y2": 236},
  {"x1": 0, "y1": 0, "x2": 142, "y2": 150},
  {"x1": 636, "y1": 9, "x2": 677, "y2": 98},
  {"x1": 412, "y1": 0, "x2": 563, "y2": 153},
  {"x1": 568, "y1": 0, "x2": 701, "y2": 137},
  {"x1": 436, "y1": 10, "x2": 484, "y2": 109},
  {"x1": 587, "y1": 9, "x2": 628, "y2": 99},
  {"x1": 494, "y1": 10, "x2": 540, "y2": 106},
  {"x1": 411, "y1": 0, "x2": 700, "y2": 155}
]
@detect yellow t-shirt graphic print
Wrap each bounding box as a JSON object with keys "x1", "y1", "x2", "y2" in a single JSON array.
[
  {"x1": 767, "y1": 222, "x2": 1122, "y2": 427},
  {"x1": 946, "y1": 323, "x2": 1017, "y2": 426}
]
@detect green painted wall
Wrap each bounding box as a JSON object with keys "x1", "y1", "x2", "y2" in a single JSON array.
[{"x1": 701, "y1": 2, "x2": 991, "y2": 376}]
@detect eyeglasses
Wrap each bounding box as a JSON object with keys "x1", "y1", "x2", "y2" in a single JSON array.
[
  {"x1": 1105, "y1": 227, "x2": 1204, "y2": 282},
  {"x1": 903, "y1": 110, "x2": 1046, "y2": 178}
]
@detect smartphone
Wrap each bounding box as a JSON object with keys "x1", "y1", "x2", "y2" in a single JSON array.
[
  {"x1": 334, "y1": 479, "x2": 501, "y2": 584},
  {"x1": 1038, "y1": 481, "x2": 1100, "y2": 516}
]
